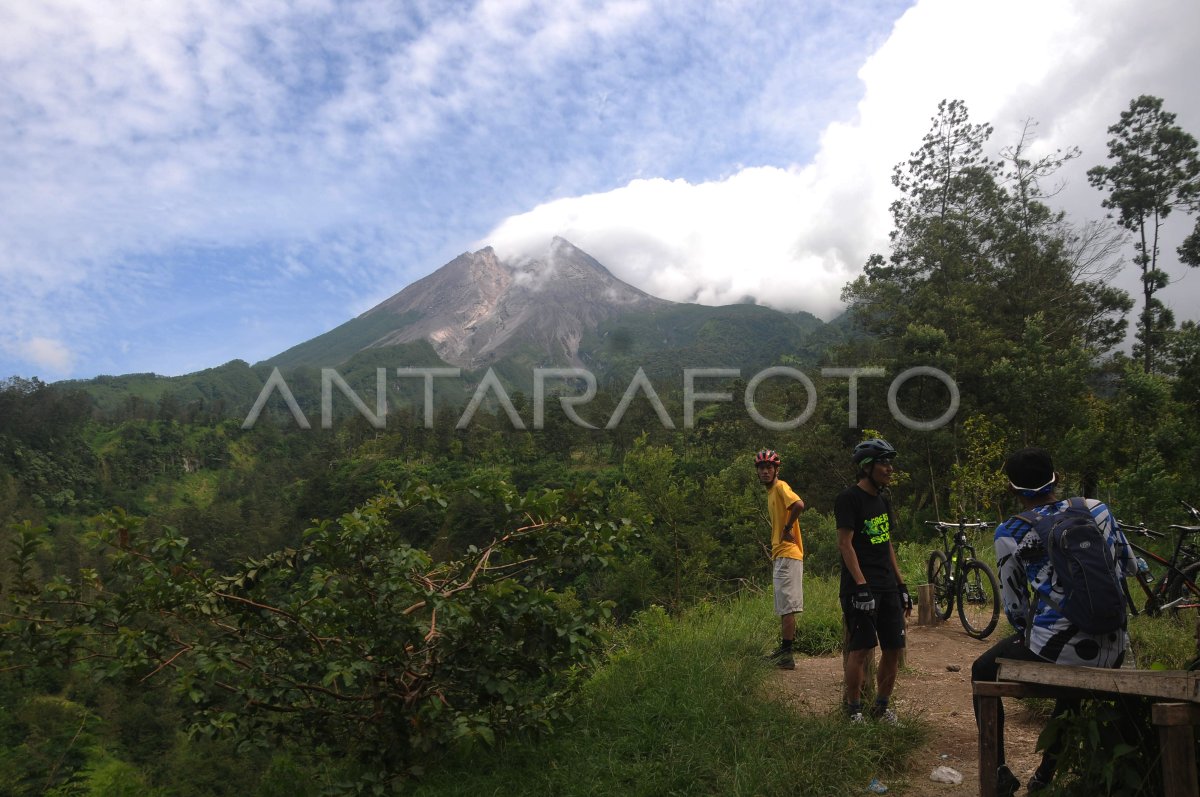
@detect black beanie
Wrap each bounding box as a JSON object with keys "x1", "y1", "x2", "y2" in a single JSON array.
[{"x1": 1004, "y1": 447, "x2": 1055, "y2": 490}]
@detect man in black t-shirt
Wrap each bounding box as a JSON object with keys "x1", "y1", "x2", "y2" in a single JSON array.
[{"x1": 833, "y1": 438, "x2": 912, "y2": 724}]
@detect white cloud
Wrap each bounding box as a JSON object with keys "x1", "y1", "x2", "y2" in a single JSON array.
[
  {"x1": 3, "y1": 337, "x2": 75, "y2": 377},
  {"x1": 485, "y1": 0, "x2": 1200, "y2": 323},
  {"x1": 0, "y1": 0, "x2": 664, "y2": 377},
  {"x1": 486, "y1": 169, "x2": 859, "y2": 318}
]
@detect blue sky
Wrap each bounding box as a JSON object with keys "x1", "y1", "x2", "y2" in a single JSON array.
[{"x1": 3, "y1": 0, "x2": 1199, "y2": 381}]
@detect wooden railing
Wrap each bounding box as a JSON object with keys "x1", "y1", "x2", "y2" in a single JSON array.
[{"x1": 974, "y1": 659, "x2": 1200, "y2": 797}]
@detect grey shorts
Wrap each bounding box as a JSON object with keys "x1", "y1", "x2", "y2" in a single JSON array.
[{"x1": 773, "y1": 557, "x2": 804, "y2": 615}]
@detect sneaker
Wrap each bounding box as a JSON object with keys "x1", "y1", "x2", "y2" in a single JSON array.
[
  {"x1": 847, "y1": 711, "x2": 866, "y2": 724},
  {"x1": 870, "y1": 706, "x2": 899, "y2": 725},
  {"x1": 995, "y1": 764, "x2": 1020, "y2": 797},
  {"x1": 764, "y1": 647, "x2": 795, "y2": 669},
  {"x1": 1027, "y1": 771, "x2": 1051, "y2": 792}
]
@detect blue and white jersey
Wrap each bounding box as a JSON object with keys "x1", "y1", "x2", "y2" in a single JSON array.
[{"x1": 994, "y1": 498, "x2": 1135, "y2": 666}]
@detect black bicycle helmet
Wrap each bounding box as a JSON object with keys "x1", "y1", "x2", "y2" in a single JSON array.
[
  {"x1": 754, "y1": 449, "x2": 781, "y2": 467},
  {"x1": 852, "y1": 438, "x2": 896, "y2": 467}
]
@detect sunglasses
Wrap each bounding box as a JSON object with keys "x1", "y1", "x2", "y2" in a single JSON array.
[{"x1": 1009, "y1": 476, "x2": 1055, "y2": 493}]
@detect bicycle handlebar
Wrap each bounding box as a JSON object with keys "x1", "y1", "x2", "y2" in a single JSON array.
[
  {"x1": 925, "y1": 520, "x2": 991, "y2": 529},
  {"x1": 1117, "y1": 521, "x2": 1163, "y2": 539},
  {"x1": 1182, "y1": 499, "x2": 1200, "y2": 521}
]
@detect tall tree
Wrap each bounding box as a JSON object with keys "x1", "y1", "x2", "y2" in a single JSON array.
[
  {"x1": 849, "y1": 99, "x2": 1005, "y2": 350},
  {"x1": 843, "y1": 101, "x2": 1129, "y2": 424},
  {"x1": 1087, "y1": 95, "x2": 1200, "y2": 373},
  {"x1": 847, "y1": 103, "x2": 1128, "y2": 362},
  {"x1": 994, "y1": 122, "x2": 1132, "y2": 353},
  {"x1": 842, "y1": 101, "x2": 1131, "y2": 510}
]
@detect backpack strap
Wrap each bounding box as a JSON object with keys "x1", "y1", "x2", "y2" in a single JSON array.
[
  {"x1": 1011, "y1": 504, "x2": 1069, "y2": 642},
  {"x1": 1015, "y1": 509, "x2": 1042, "y2": 530}
]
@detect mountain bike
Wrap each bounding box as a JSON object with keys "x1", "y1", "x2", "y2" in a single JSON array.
[
  {"x1": 926, "y1": 519, "x2": 1001, "y2": 639},
  {"x1": 1120, "y1": 499, "x2": 1200, "y2": 616}
]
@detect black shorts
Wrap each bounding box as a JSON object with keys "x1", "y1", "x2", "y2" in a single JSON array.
[{"x1": 841, "y1": 590, "x2": 906, "y2": 652}]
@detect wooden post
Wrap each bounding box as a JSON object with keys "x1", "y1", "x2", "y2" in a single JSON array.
[
  {"x1": 1152, "y1": 703, "x2": 1200, "y2": 797},
  {"x1": 918, "y1": 584, "x2": 935, "y2": 626},
  {"x1": 976, "y1": 691, "x2": 1000, "y2": 797}
]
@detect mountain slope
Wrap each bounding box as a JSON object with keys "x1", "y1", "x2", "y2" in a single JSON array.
[
  {"x1": 65, "y1": 239, "x2": 844, "y2": 419},
  {"x1": 579, "y1": 302, "x2": 828, "y2": 385},
  {"x1": 263, "y1": 238, "x2": 668, "y2": 372}
]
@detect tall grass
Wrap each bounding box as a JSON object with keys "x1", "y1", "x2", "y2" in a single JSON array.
[
  {"x1": 412, "y1": 589, "x2": 924, "y2": 797},
  {"x1": 791, "y1": 571, "x2": 846, "y2": 656},
  {"x1": 1128, "y1": 610, "x2": 1199, "y2": 669}
]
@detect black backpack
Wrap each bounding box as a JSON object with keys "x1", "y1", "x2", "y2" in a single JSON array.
[{"x1": 1016, "y1": 498, "x2": 1126, "y2": 635}]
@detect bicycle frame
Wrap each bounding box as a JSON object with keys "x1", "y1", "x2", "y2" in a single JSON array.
[
  {"x1": 930, "y1": 520, "x2": 990, "y2": 577},
  {"x1": 1120, "y1": 519, "x2": 1200, "y2": 615}
]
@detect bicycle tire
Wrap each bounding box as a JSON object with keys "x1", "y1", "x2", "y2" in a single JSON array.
[
  {"x1": 1164, "y1": 560, "x2": 1200, "y2": 614},
  {"x1": 926, "y1": 550, "x2": 954, "y2": 621},
  {"x1": 957, "y1": 559, "x2": 1000, "y2": 639}
]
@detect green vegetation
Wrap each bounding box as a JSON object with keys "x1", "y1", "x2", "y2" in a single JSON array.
[
  {"x1": 411, "y1": 595, "x2": 923, "y2": 797},
  {"x1": 6, "y1": 482, "x2": 627, "y2": 778},
  {"x1": 582, "y1": 302, "x2": 831, "y2": 387},
  {"x1": 262, "y1": 311, "x2": 427, "y2": 371},
  {"x1": 4, "y1": 95, "x2": 1200, "y2": 794}
]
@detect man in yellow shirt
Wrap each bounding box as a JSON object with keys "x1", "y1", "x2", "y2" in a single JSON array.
[{"x1": 757, "y1": 449, "x2": 806, "y2": 669}]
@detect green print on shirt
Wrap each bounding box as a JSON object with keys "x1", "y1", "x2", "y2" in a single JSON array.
[{"x1": 863, "y1": 513, "x2": 891, "y2": 545}]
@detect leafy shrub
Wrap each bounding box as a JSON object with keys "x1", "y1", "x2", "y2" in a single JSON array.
[
  {"x1": 1037, "y1": 699, "x2": 1166, "y2": 796},
  {"x1": 2, "y1": 479, "x2": 631, "y2": 788},
  {"x1": 0, "y1": 695, "x2": 98, "y2": 795},
  {"x1": 52, "y1": 757, "x2": 165, "y2": 797}
]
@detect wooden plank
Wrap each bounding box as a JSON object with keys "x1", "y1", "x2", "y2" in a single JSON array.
[
  {"x1": 997, "y1": 658, "x2": 1200, "y2": 702},
  {"x1": 983, "y1": 662, "x2": 1200, "y2": 797},
  {"x1": 1152, "y1": 701, "x2": 1200, "y2": 727},
  {"x1": 973, "y1": 681, "x2": 1065, "y2": 700}
]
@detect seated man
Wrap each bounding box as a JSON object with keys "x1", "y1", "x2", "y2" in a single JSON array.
[{"x1": 971, "y1": 447, "x2": 1135, "y2": 795}]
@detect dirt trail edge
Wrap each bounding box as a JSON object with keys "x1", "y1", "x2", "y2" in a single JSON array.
[{"x1": 771, "y1": 622, "x2": 1045, "y2": 796}]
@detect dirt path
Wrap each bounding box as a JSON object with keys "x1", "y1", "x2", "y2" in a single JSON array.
[{"x1": 771, "y1": 622, "x2": 1046, "y2": 796}]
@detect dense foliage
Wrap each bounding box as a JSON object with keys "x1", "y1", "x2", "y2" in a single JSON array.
[{"x1": 5, "y1": 481, "x2": 627, "y2": 785}]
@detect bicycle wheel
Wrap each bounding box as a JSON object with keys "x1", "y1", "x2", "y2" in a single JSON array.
[
  {"x1": 957, "y1": 559, "x2": 1000, "y2": 639},
  {"x1": 1164, "y1": 561, "x2": 1200, "y2": 614},
  {"x1": 927, "y1": 551, "x2": 954, "y2": 621}
]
